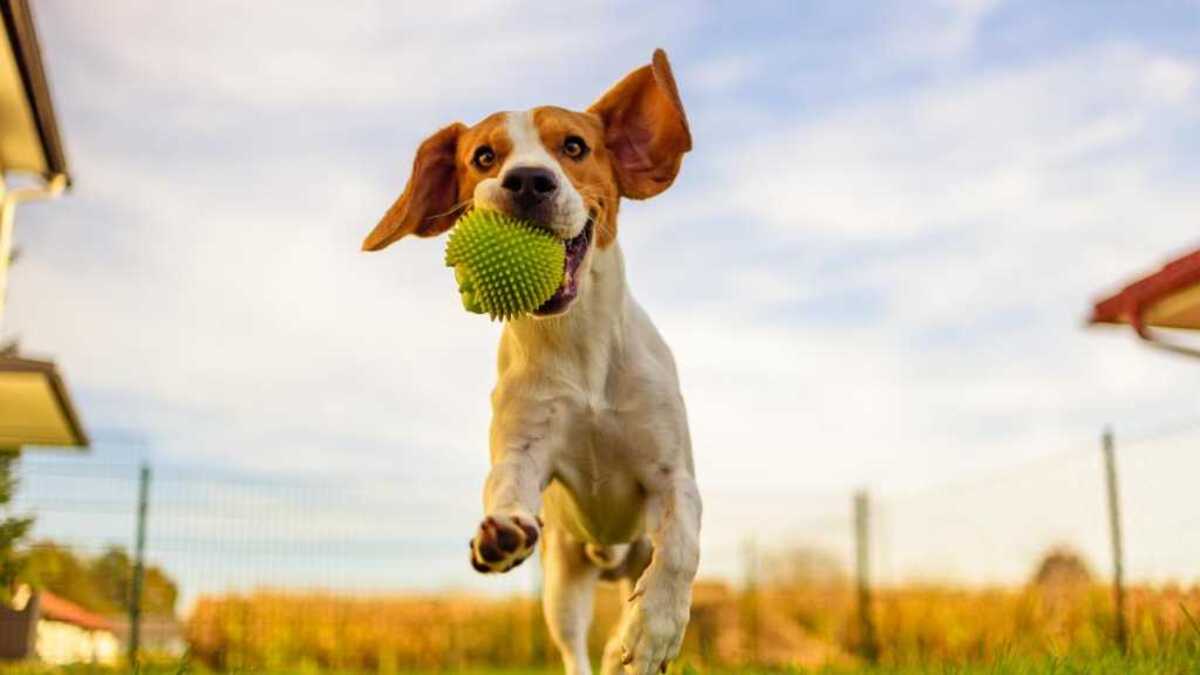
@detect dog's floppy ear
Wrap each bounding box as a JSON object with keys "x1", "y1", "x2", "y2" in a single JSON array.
[
  {"x1": 362, "y1": 122, "x2": 466, "y2": 252},
  {"x1": 588, "y1": 49, "x2": 692, "y2": 200}
]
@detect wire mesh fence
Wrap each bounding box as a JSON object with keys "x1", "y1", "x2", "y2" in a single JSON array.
[{"x1": 7, "y1": 420, "x2": 1200, "y2": 670}]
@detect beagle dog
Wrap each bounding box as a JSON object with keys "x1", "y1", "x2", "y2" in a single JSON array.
[{"x1": 363, "y1": 50, "x2": 700, "y2": 675}]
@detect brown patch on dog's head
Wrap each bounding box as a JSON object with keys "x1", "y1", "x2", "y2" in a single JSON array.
[
  {"x1": 363, "y1": 49, "x2": 690, "y2": 254},
  {"x1": 362, "y1": 122, "x2": 464, "y2": 251},
  {"x1": 589, "y1": 49, "x2": 692, "y2": 201},
  {"x1": 361, "y1": 113, "x2": 513, "y2": 251}
]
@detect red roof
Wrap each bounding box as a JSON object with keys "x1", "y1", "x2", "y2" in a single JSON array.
[
  {"x1": 37, "y1": 590, "x2": 114, "y2": 632},
  {"x1": 1091, "y1": 246, "x2": 1200, "y2": 332}
]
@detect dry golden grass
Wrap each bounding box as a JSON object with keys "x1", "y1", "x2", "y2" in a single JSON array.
[
  {"x1": 187, "y1": 591, "x2": 548, "y2": 671},
  {"x1": 184, "y1": 580, "x2": 1200, "y2": 672}
]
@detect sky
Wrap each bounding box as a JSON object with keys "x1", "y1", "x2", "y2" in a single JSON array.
[{"x1": 5, "y1": 1, "x2": 1200, "y2": 599}]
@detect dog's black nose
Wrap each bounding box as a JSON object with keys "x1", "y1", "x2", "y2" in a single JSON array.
[{"x1": 501, "y1": 166, "x2": 558, "y2": 209}]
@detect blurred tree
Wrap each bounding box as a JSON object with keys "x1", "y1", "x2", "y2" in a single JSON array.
[
  {"x1": 1031, "y1": 545, "x2": 1093, "y2": 589},
  {"x1": 21, "y1": 541, "x2": 178, "y2": 616},
  {"x1": 21, "y1": 540, "x2": 110, "y2": 611},
  {"x1": 140, "y1": 566, "x2": 179, "y2": 616},
  {"x1": 89, "y1": 546, "x2": 131, "y2": 612},
  {"x1": 91, "y1": 546, "x2": 178, "y2": 615},
  {"x1": 0, "y1": 450, "x2": 33, "y2": 604}
]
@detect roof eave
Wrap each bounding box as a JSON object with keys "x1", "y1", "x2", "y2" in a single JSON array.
[
  {"x1": 0, "y1": 0, "x2": 69, "y2": 186},
  {"x1": 0, "y1": 356, "x2": 89, "y2": 448},
  {"x1": 1090, "y1": 246, "x2": 1200, "y2": 329}
]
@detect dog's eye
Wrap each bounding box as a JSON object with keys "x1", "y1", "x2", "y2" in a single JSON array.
[
  {"x1": 472, "y1": 146, "x2": 496, "y2": 169},
  {"x1": 562, "y1": 136, "x2": 589, "y2": 160}
]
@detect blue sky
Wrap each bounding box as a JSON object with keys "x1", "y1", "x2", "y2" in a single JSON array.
[{"x1": 6, "y1": 1, "x2": 1200, "y2": 598}]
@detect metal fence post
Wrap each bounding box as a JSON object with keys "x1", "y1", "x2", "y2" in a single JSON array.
[
  {"x1": 1101, "y1": 428, "x2": 1127, "y2": 653},
  {"x1": 854, "y1": 490, "x2": 879, "y2": 663},
  {"x1": 128, "y1": 462, "x2": 150, "y2": 664}
]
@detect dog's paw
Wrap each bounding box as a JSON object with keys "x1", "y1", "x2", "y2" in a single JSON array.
[
  {"x1": 469, "y1": 513, "x2": 540, "y2": 574},
  {"x1": 617, "y1": 572, "x2": 690, "y2": 675}
]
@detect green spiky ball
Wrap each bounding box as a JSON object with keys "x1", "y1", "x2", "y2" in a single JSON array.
[{"x1": 444, "y1": 209, "x2": 565, "y2": 321}]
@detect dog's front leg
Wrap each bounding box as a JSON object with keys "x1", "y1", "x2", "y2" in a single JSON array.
[
  {"x1": 469, "y1": 435, "x2": 551, "y2": 574},
  {"x1": 617, "y1": 471, "x2": 701, "y2": 675}
]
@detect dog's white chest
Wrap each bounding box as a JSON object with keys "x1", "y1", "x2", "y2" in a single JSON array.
[{"x1": 543, "y1": 405, "x2": 648, "y2": 545}]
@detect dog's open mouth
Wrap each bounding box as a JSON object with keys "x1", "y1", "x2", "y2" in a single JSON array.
[{"x1": 533, "y1": 220, "x2": 594, "y2": 316}]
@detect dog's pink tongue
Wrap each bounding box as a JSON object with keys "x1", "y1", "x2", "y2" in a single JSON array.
[{"x1": 534, "y1": 221, "x2": 591, "y2": 316}]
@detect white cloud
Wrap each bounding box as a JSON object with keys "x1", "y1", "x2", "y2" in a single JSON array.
[
  {"x1": 886, "y1": 0, "x2": 1003, "y2": 60},
  {"x1": 41, "y1": 0, "x2": 699, "y2": 116},
  {"x1": 687, "y1": 53, "x2": 762, "y2": 93},
  {"x1": 1143, "y1": 54, "x2": 1199, "y2": 102},
  {"x1": 723, "y1": 46, "x2": 1198, "y2": 240}
]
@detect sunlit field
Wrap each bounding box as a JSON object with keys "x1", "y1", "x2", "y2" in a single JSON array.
[
  {"x1": 3, "y1": 647, "x2": 1199, "y2": 675},
  {"x1": 166, "y1": 578, "x2": 1200, "y2": 674}
]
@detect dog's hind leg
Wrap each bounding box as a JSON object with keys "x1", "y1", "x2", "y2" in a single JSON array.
[
  {"x1": 543, "y1": 524, "x2": 601, "y2": 675},
  {"x1": 616, "y1": 474, "x2": 701, "y2": 675},
  {"x1": 599, "y1": 538, "x2": 653, "y2": 675}
]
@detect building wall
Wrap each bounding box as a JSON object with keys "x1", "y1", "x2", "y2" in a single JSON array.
[{"x1": 35, "y1": 619, "x2": 118, "y2": 665}]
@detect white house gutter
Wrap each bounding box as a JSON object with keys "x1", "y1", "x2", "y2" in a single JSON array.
[{"x1": 0, "y1": 171, "x2": 66, "y2": 330}]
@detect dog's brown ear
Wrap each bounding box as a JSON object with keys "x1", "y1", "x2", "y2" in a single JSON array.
[
  {"x1": 362, "y1": 122, "x2": 466, "y2": 251},
  {"x1": 588, "y1": 48, "x2": 692, "y2": 200}
]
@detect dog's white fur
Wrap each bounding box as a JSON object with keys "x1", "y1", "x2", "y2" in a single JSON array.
[
  {"x1": 365, "y1": 51, "x2": 700, "y2": 675},
  {"x1": 472, "y1": 110, "x2": 700, "y2": 675}
]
